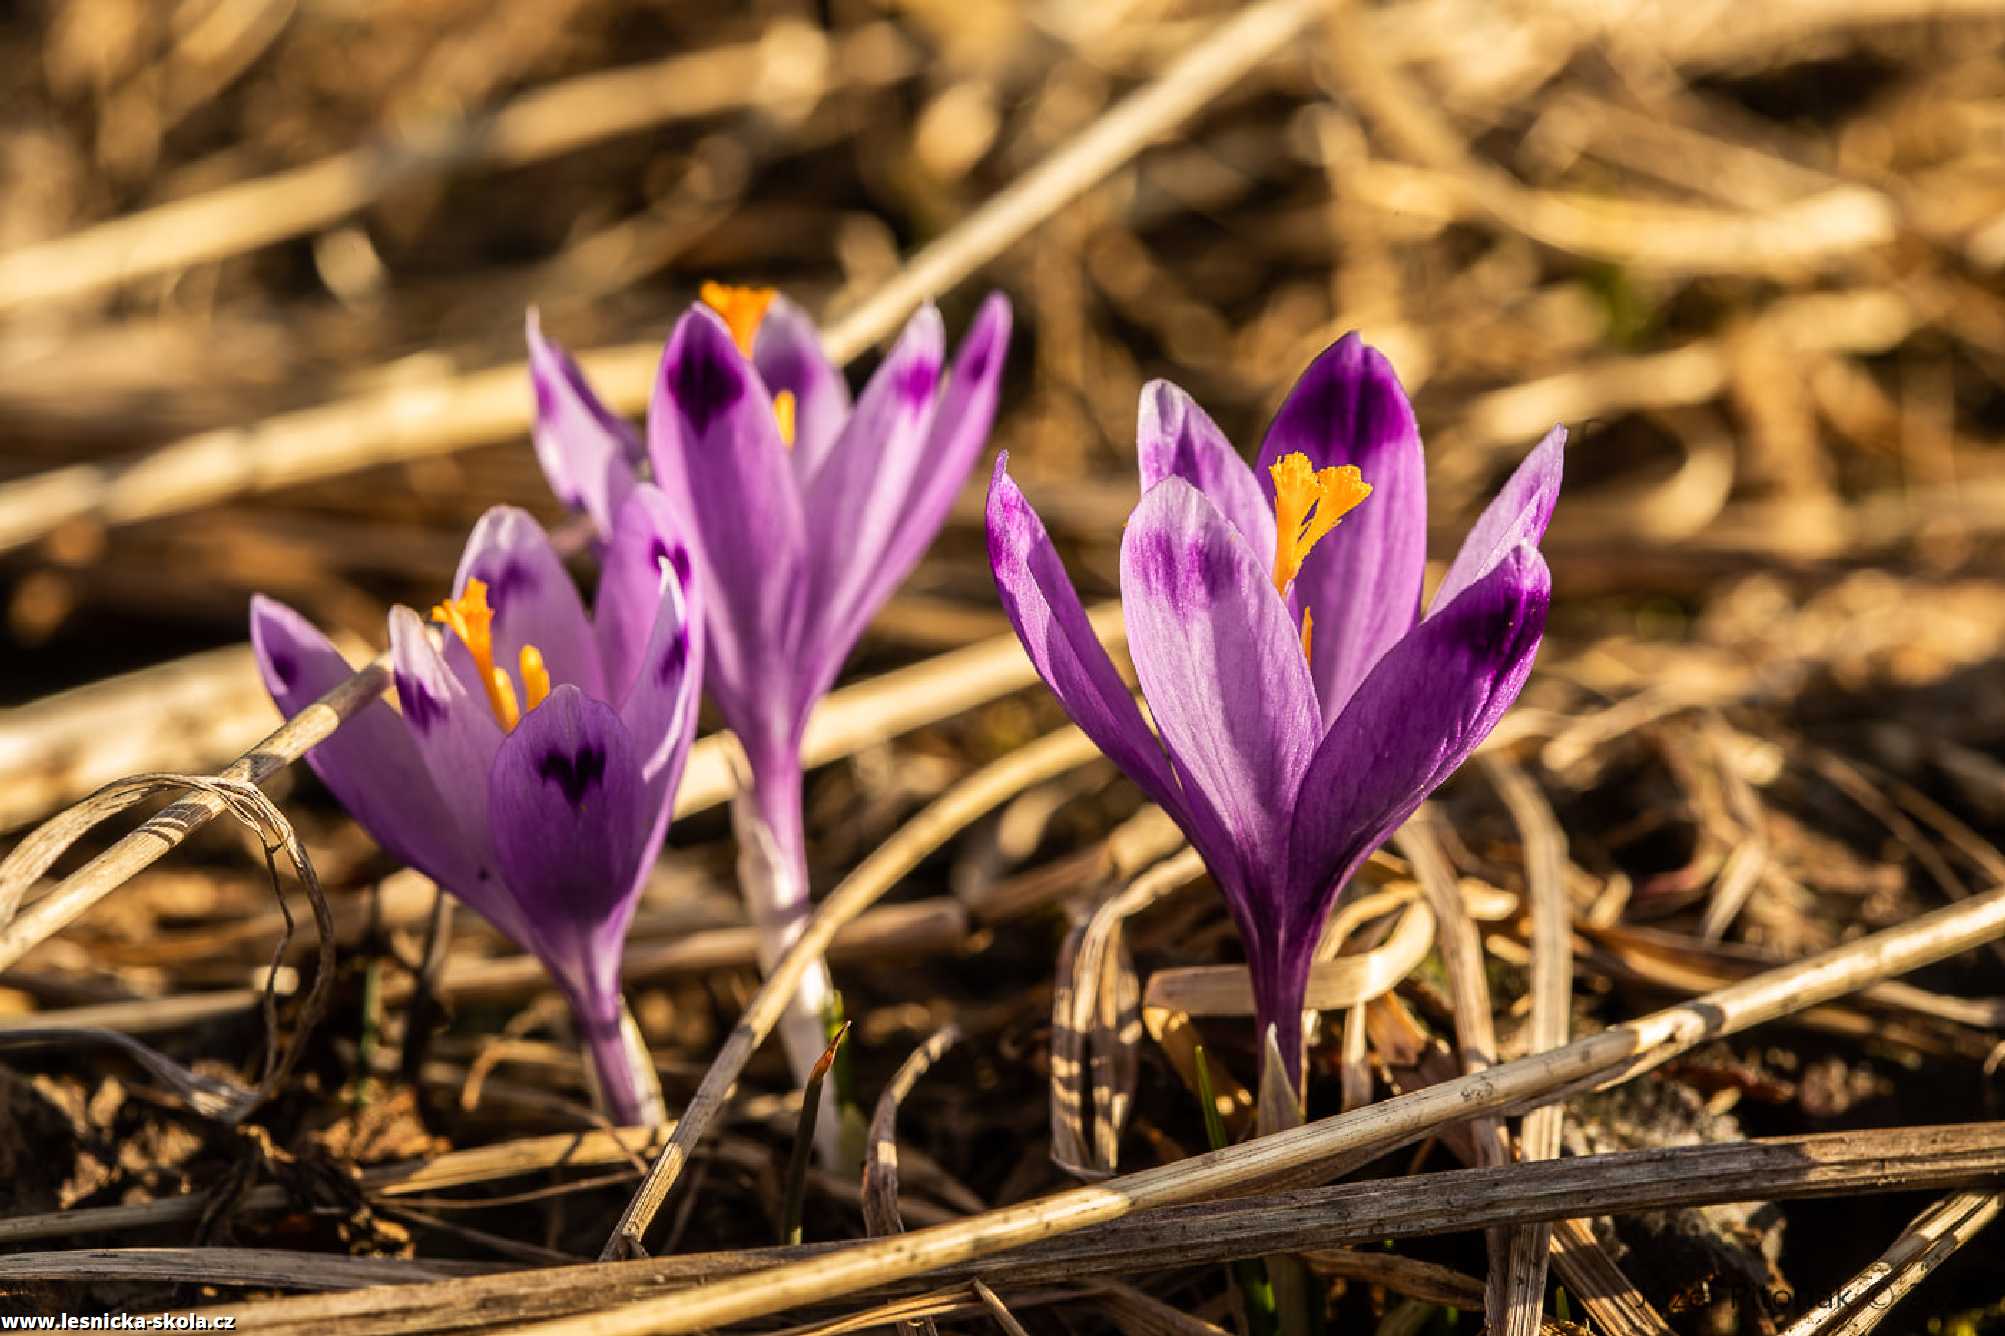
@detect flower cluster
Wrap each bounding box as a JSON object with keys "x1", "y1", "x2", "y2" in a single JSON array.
[{"x1": 253, "y1": 286, "x2": 1561, "y2": 1132}]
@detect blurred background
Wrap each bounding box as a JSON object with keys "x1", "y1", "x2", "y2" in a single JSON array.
[{"x1": 5, "y1": 0, "x2": 2005, "y2": 1328}]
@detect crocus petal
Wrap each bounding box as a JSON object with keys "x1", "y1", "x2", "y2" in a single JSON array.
[
  {"x1": 1120, "y1": 476, "x2": 1322, "y2": 893},
  {"x1": 1256, "y1": 333, "x2": 1428, "y2": 722},
  {"x1": 454, "y1": 506, "x2": 608, "y2": 701},
  {"x1": 488, "y1": 685, "x2": 650, "y2": 1005},
  {"x1": 526, "y1": 309, "x2": 642, "y2": 538},
  {"x1": 648, "y1": 305, "x2": 806, "y2": 748},
  {"x1": 1137, "y1": 379, "x2": 1274, "y2": 570},
  {"x1": 250, "y1": 596, "x2": 483, "y2": 896},
  {"x1": 1432, "y1": 426, "x2": 1566, "y2": 613},
  {"x1": 804, "y1": 294, "x2": 1012, "y2": 707},
  {"x1": 616, "y1": 512, "x2": 704, "y2": 824},
  {"x1": 595, "y1": 484, "x2": 693, "y2": 704},
  {"x1": 1283, "y1": 543, "x2": 1551, "y2": 1001},
  {"x1": 796, "y1": 303, "x2": 946, "y2": 697},
  {"x1": 755, "y1": 295, "x2": 850, "y2": 478},
  {"x1": 986, "y1": 456, "x2": 1187, "y2": 825},
  {"x1": 386, "y1": 605, "x2": 530, "y2": 945}
]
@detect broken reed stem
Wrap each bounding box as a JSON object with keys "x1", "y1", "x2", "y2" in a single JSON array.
[
  {"x1": 600, "y1": 726, "x2": 1103, "y2": 1259},
  {"x1": 519, "y1": 883, "x2": 2005, "y2": 1334},
  {"x1": 193, "y1": 1123, "x2": 2005, "y2": 1334},
  {"x1": 0, "y1": 0, "x2": 1325, "y2": 559},
  {"x1": 0, "y1": 656, "x2": 389, "y2": 972}
]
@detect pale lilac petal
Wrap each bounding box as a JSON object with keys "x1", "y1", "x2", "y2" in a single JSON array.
[
  {"x1": 802, "y1": 295, "x2": 1011, "y2": 705},
  {"x1": 1256, "y1": 334, "x2": 1428, "y2": 721},
  {"x1": 1120, "y1": 476, "x2": 1321, "y2": 894},
  {"x1": 1137, "y1": 379, "x2": 1274, "y2": 570},
  {"x1": 986, "y1": 456, "x2": 1188, "y2": 826},
  {"x1": 1432, "y1": 426, "x2": 1566, "y2": 613},
  {"x1": 488, "y1": 685, "x2": 650, "y2": 1005},
  {"x1": 616, "y1": 513, "x2": 704, "y2": 825},
  {"x1": 386, "y1": 605, "x2": 529, "y2": 945},
  {"x1": 595, "y1": 485, "x2": 693, "y2": 704},
  {"x1": 755, "y1": 295, "x2": 850, "y2": 478},
  {"x1": 1282, "y1": 543, "x2": 1551, "y2": 1011},
  {"x1": 250, "y1": 596, "x2": 481, "y2": 895},
  {"x1": 648, "y1": 305, "x2": 807, "y2": 748},
  {"x1": 454, "y1": 507, "x2": 607, "y2": 701},
  {"x1": 796, "y1": 304, "x2": 946, "y2": 694},
  {"x1": 526, "y1": 309, "x2": 642, "y2": 538}
]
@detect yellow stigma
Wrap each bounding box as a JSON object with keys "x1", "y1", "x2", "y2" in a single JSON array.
[
  {"x1": 519, "y1": 645, "x2": 550, "y2": 712},
  {"x1": 1298, "y1": 607, "x2": 1314, "y2": 662},
  {"x1": 429, "y1": 578, "x2": 549, "y2": 732},
  {"x1": 1270, "y1": 452, "x2": 1371, "y2": 595},
  {"x1": 772, "y1": 389, "x2": 797, "y2": 448},
  {"x1": 699, "y1": 281, "x2": 777, "y2": 357}
]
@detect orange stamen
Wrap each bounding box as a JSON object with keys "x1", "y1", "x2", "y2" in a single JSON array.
[
  {"x1": 429, "y1": 578, "x2": 552, "y2": 731},
  {"x1": 1269, "y1": 453, "x2": 1371, "y2": 596},
  {"x1": 699, "y1": 281, "x2": 777, "y2": 357},
  {"x1": 1299, "y1": 607, "x2": 1314, "y2": 663}
]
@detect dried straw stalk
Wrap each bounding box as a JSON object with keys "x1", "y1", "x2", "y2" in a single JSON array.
[
  {"x1": 195, "y1": 1122, "x2": 2005, "y2": 1333},
  {"x1": 525, "y1": 881, "x2": 2005, "y2": 1334}
]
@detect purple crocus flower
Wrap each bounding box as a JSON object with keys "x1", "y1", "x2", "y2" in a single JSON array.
[
  {"x1": 527, "y1": 286, "x2": 1012, "y2": 1117},
  {"x1": 988, "y1": 333, "x2": 1562, "y2": 1101},
  {"x1": 249, "y1": 491, "x2": 702, "y2": 1125}
]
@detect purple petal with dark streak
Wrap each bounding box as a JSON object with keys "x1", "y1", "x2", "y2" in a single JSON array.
[
  {"x1": 454, "y1": 506, "x2": 607, "y2": 701},
  {"x1": 795, "y1": 303, "x2": 945, "y2": 703},
  {"x1": 250, "y1": 596, "x2": 483, "y2": 898},
  {"x1": 1120, "y1": 476, "x2": 1320, "y2": 907},
  {"x1": 1277, "y1": 542, "x2": 1550, "y2": 1044},
  {"x1": 755, "y1": 296, "x2": 850, "y2": 478},
  {"x1": 1432, "y1": 426, "x2": 1565, "y2": 613},
  {"x1": 1255, "y1": 333, "x2": 1428, "y2": 722},
  {"x1": 647, "y1": 306, "x2": 805, "y2": 757},
  {"x1": 1137, "y1": 379, "x2": 1274, "y2": 570},
  {"x1": 526, "y1": 309, "x2": 642, "y2": 538},
  {"x1": 488, "y1": 685, "x2": 650, "y2": 1006},
  {"x1": 986, "y1": 456, "x2": 1189, "y2": 829},
  {"x1": 384, "y1": 605, "x2": 534, "y2": 946}
]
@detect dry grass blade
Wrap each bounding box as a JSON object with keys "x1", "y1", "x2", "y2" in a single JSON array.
[
  {"x1": 1142, "y1": 897, "x2": 1435, "y2": 1016},
  {"x1": 1395, "y1": 815, "x2": 1514, "y2": 1326},
  {"x1": 863, "y1": 1023, "x2": 964, "y2": 1238},
  {"x1": 969, "y1": 1279, "x2": 1032, "y2": 1336},
  {"x1": 600, "y1": 726, "x2": 1103, "y2": 1259},
  {"x1": 505, "y1": 885, "x2": 2005, "y2": 1335},
  {"x1": 0, "y1": 1249, "x2": 496, "y2": 1291},
  {"x1": 1484, "y1": 756, "x2": 1579, "y2": 1336},
  {"x1": 1781, "y1": 1192, "x2": 2002, "y2": 1336},
  {"x1": 1301, "y1": 1249, "x2": 1485, "y2": 1309},
  {"x1": 0, "y1": 1025, "x2": 256, "y2": 1122},
  {"x1": 1052, "y1": 844, "x2": 1202, "y2": 1178},
  {"x1": 0, "y1": 769, "x2": 334, "y2": 1113},
  {"x1": 0, "y1": 1124, "x2": 676, "y2": 1246},
  {"x1": 0, "y1": 24, "x2": 910, "y2": 315},
  {"x1": 1086, "y1": 1281, "x2": 1234, "y2": 1336},
  {"x1": 199, "y1": 1123, "x2": 2005, "y2": 1335},
  {"x1": 862, "y1": 1024, "x2": 962, "y2": 1336}
]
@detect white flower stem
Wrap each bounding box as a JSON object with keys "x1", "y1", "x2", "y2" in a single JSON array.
[
  {"x1": 578, "y1": 994, "x2": 667, "y2": 1128},
  {"x1": 732, "y1": 767, "x2": 843, "y2": 1168}
]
